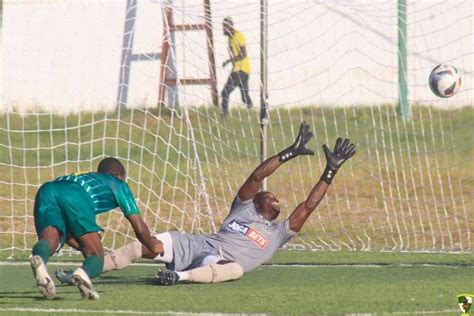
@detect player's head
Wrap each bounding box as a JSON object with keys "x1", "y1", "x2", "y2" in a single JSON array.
[
  {"x1": 253, "y1": 191, "x2": 280, "y2": 221},
  {"x1": 97, "y1": 157, "x2": 126, "y2": 181},
  {"x1": 223, "y1": 17, "x2": 234, "y2": 36}
]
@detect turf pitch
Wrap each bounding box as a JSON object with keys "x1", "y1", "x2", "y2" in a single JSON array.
[{"x1": 0, "y1": 251, "x2": 472, "y2": 315}]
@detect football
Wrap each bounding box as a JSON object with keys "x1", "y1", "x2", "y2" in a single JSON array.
[{"x1": 428, "y1": 64, "x2": 461, "y2": 98}]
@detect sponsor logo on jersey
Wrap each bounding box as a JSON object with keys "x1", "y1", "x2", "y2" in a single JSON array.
[{"x1": 226, "y1": 219, "x2": 268, "y2": 249}]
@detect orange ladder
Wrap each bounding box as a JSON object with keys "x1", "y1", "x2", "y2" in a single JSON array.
[{"x1": 158, "y1": 0, "x2": 218, "y2": 107}]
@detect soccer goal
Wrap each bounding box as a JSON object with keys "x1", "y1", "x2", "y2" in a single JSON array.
[{"x1": 1, "y1": 0, "x2": 472, "y2": 258}]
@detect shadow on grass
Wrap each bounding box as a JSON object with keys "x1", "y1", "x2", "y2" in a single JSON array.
[
  {"x1": 94, "y1": 276, "x2": 154, "y2": 286},
  {"x1": 0, "y1": 291, "x2": 67, "y2": 301},
  {"x1": 96, "y1": 276, "x2": 196, "y2": 287}
]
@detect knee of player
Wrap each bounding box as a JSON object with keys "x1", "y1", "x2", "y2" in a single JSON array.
[
  {"x1": 234, "y1": 262, "x2": 244, "y2": 278},
  {"x1": 217, "y1": 261, "x2": 244, "y2": 280}
]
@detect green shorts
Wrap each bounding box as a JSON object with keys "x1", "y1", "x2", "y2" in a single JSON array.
[{"x1": 34, "y1": 181, "x2": 102, "y2": 245}]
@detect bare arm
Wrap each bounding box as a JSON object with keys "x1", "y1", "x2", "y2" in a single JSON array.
[
  {"x1": 127, "y1": 214, "x2": 163, "y2": 255},
  {"x1": 289, "y1": 180, "x2": 329, "y2": 232},
  {"x1": 237, "y1": 155, "x2": 282, "y2": 201},
  {"x1": 288, "y1": 138, "x2": 356, "y2": 233},
  {"x1": 237, "y1": 121, "x2": 314, "y2": 202}
]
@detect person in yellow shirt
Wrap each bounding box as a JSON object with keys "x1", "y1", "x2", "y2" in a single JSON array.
[{"x1": 221, "y1": 17, "x2": 253, "y2": 118}]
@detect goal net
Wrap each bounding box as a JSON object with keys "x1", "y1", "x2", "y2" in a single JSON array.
[{"x1": 1, "y1": 0, "x2": 472, "y2": 258}]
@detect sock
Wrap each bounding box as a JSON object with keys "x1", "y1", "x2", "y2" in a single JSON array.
[
  {"x1": 32, "y1": 240, "x2": 51, "y2": 264},
  {"x1": 103, "y1": 240, "x2": 142, "y2": 272},
  {"x1": 176, "y1": 271, "x2": 189, "y2": 281},
  {"x1": 82, "y1": 255, "x2": 104, "y2": 279}
]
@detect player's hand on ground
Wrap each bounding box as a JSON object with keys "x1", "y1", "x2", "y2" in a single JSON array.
[
  {"x1": 320, "y1": 138, "x2": 356, "y2": 184},
  {"x1": 278, "y1": 121, "x2": 314, "y2": 162},
  {"x1": 222, "y1": 59, "x2": 232, "y2": 67}
]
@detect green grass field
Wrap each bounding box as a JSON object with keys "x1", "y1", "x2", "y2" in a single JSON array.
[{"x1": 0, "y1": 251, "x2": 473, "y2": 315}]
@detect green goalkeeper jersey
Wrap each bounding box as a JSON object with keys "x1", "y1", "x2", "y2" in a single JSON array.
[{"x1": 54, "y1": 172, "x2": 140, "y2": 217}]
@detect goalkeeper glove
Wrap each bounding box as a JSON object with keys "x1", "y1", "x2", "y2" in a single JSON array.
[
  {"x1": 278, "y1": 121, "x2": 314, "y2": 163},
  {"x1": 321, "y1": 137, "x2": 356, "y2": 184}
]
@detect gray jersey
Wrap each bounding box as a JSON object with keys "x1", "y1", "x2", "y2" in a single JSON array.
[{"x1": 203, "y1": 196, "x2": 297, "y2": 272}]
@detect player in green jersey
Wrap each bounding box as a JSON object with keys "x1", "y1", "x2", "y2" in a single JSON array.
[{"x1": 30, "y1": 157, "x2": 163, "y2": 300}]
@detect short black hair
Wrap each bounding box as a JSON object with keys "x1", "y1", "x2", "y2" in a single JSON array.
[
  {"x1": 253, "y1": 191, "x2": 270, "y2": 208},
  {"x1": 97, "y1": 157, "x2": 126, "y2": 179}
]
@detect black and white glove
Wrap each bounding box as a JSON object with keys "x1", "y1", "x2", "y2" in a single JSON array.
[
  {"x1": 321, "y1": 138, "x2": 356, "y2": 184},
  {"x1": 278, "y1": 121, "x2": 314, "y2": 163}
]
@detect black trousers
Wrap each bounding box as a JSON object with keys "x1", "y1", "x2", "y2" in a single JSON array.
[{"x1": 221, "y1": 71, "x2": 253, "y2": 111}]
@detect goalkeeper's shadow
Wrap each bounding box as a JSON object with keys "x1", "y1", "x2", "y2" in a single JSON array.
[{"x1": 95, "y1": 276, "x2": 191, "y2": 287}]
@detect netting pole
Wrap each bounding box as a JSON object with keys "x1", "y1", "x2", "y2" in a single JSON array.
[
  {"x1": 398, "y1": 0, "x2": 410, "y2": 119},
  {"x1": 260, "y1": 0, "x2": 268, "y2": 190},
  {"x1": 203, "y1": 0, "x2": 218, "y2": 106},
  {"x1": 116, "y1": 0, "x2": 137, "y2": 110}
]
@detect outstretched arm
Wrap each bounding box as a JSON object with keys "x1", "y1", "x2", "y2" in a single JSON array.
[
  {"x1": 237, "y1": 155, "x2": 281, "y2": 201},
  {"x1": 237, "y1": 121, "x2": 314, "y2": 201},
  {"x1": 289, "y1": 138, "x2": 356, "y2": 232}
]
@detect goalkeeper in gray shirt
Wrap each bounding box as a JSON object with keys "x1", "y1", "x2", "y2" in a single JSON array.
[{"x1": 56, "y1": 121, "x2": 356, "y2": 285}]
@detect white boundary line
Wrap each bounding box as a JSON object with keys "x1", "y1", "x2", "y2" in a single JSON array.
[
  {"x1": 346, "y1": 310, "x2": 459, "y2": 315},
  {"x1": 0, "y1": 261, "x2": 472, "y2": 268},
  {"x1": 0, "y1": 307, "x2": 459, "y2": 315},
  {"x1": 268, "y1": 263, "x2": 473, "y2": 268},
  {"x1": 0, "y1": 307, "x2": 252, "y2": 315}
]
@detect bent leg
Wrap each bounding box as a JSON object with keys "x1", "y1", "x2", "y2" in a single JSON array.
[
  {"x1": 33, "y1": 226, "x2": 61, "y2": 264},
  {"x1": 31, "y1": 226, "x2": 61, "y2": 299},
  {"x1": 54, "y1": 233, "x2": 103, "y2": 285},
  {"x1": 77, "y1": 232, "x2": 104, "y2": 279},
  {"x1": 33, "y1": 182, "x2": 67, "y2": 263},
  {"x1": 72, "y1": 232, "x2": 103, "y2": 300},
  {"x1": 31, "y1": 181, "x2": 66, "y2": 300}
]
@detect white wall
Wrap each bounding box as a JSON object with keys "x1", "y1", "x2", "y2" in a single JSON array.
[{"x1": 2, "y1": 0, "x2": 472, "y2": 113}]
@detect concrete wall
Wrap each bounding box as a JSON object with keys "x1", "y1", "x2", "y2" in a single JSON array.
[{"x1": 2, "y1": 0, "x2": 472, "y2": 113}]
